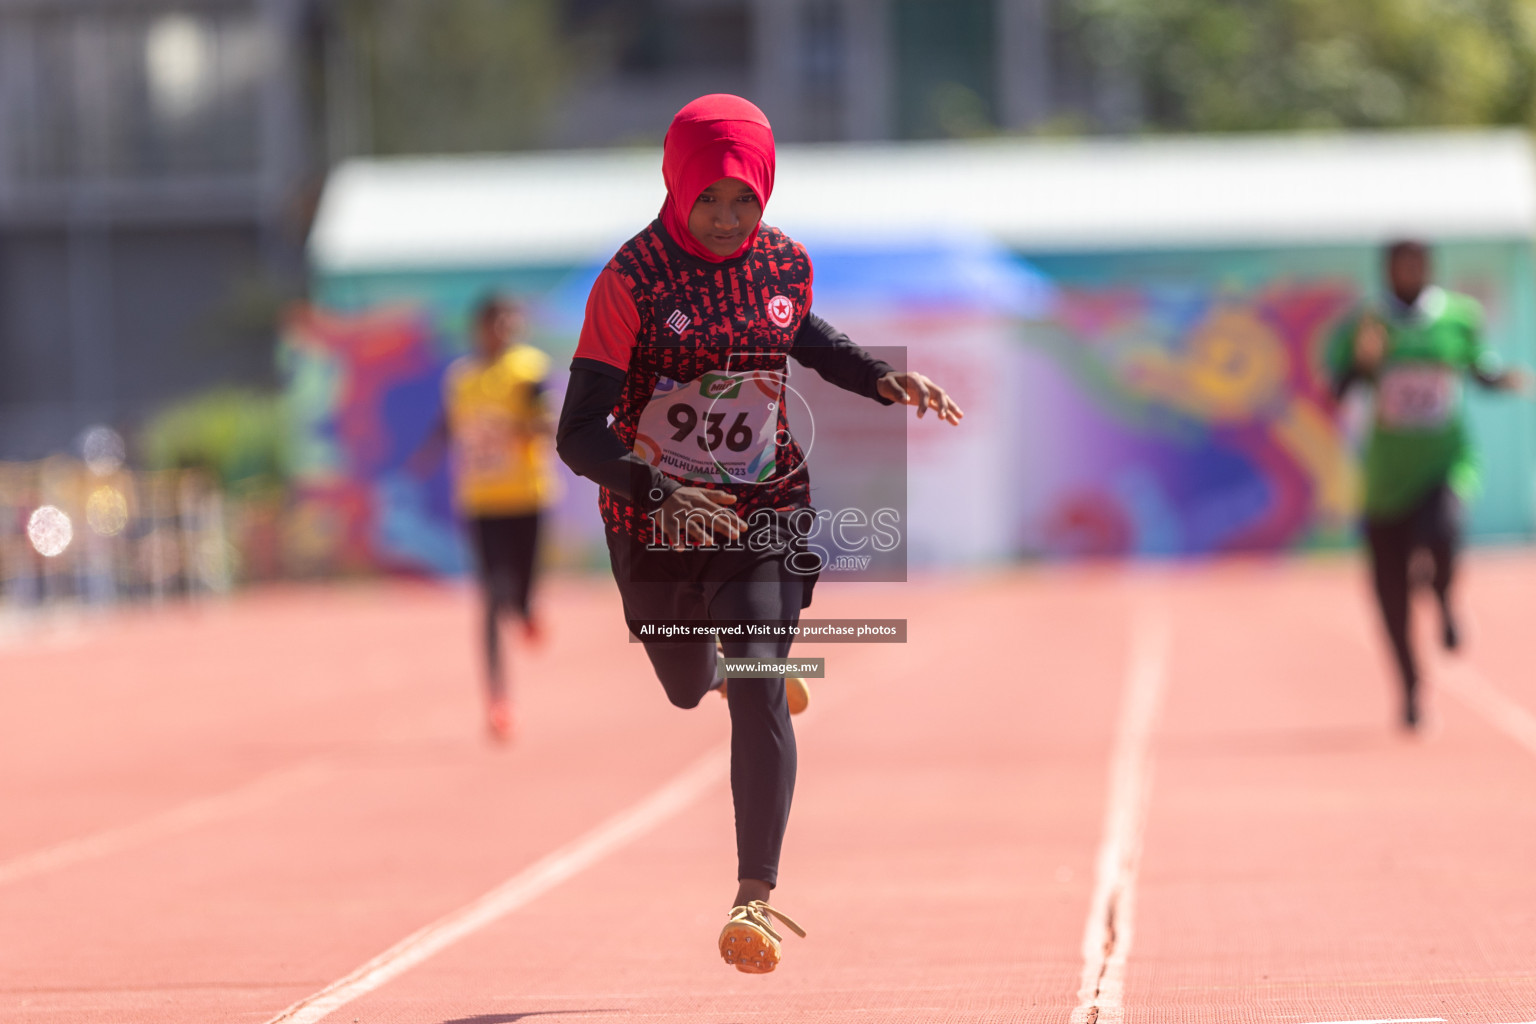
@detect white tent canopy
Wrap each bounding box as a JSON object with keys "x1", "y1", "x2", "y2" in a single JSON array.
[{"x1": 309, "y1": 129, "x2": 1536, "y2": 274}]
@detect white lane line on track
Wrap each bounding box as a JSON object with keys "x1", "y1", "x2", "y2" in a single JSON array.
[
  {"x1": 1297, "y1": 1018, "x2": 1445, "y2": 1023},
  {"x1": 0, "y1": 762, "x2": 327, "y2": 887},
  {"x1": 1070, "y1": 606, "x2": 1172, "y2": 1024},
  {"x1": 0, "y1": 610, "x2": 90, "y2": 652},
  {"x1": 264, "y1": 745, "x2": 730, "y2": 1024},
  {"x1": 1439, "y1": 661, "x2": 1536, "y2": 757}
]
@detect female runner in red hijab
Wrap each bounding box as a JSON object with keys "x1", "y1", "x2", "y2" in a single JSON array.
[{"x1": 557, "y1": 94, "x2": 963, "y2": 974}]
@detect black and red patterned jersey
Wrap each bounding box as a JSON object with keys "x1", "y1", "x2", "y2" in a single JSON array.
[{"x1": 573, "y1": 218, "x2": 814, "y2": 542}]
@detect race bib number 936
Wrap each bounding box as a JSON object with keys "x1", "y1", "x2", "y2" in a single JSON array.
[{"x1": 632, "y1": 372, "x2": 784, "y2": 484}]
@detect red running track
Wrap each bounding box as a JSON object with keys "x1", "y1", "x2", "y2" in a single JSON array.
[{"x1": 1, "y1": 554, "x2": 1534, "y2": 1023}]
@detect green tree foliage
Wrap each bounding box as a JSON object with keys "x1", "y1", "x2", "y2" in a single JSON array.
[
  {"x1": 1068, "y1": 0, "x2": 1536, "y2": 131},
  {"x1": 139, "y1": 389, "x2": 288, "y2": 490},
  {"x1": 345, "y1": 0, "x2": 567, "y2": 154}
]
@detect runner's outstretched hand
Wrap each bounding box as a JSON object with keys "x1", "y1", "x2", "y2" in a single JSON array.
[
  {"x1": 1498, "y1": 367, "x2": 1535, "y2": 396},
  {"x1": 877, "y1": 372, "x2": 965, "y2": 425},
  {"x1": 1353, "y1": 315, "x2": 1388, "y2": 372},
  {"x1": 656, "y1": 487, "x2": 746, "y2": 550}
]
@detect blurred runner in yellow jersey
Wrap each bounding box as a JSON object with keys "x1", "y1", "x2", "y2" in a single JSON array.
[{"x1": 437, "y1": 294, "x2": 558, "y2": 742}]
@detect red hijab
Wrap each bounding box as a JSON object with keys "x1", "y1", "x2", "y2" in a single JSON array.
[{"x1": 660, "y1": 94, "x2": 776, "y2": 263}]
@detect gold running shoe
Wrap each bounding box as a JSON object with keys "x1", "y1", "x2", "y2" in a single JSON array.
[{"x1": 718, "y1": 900, "x2": 806, "y2": 974}]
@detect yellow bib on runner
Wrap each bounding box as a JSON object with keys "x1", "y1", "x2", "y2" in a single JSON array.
[{"x1": 444, "y1": 346, "x2": 558, "y2": 515}]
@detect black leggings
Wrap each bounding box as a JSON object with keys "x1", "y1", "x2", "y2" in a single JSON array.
[
  {"x1": 608, "y1": 532, "x2": 806, "y2": 889},
  {"x1": 468, "y1": 513, "x2": 541, "y2": 698},
  {"x1": 1363, "y1": 484, "x2": 1460, "y2": 704}
]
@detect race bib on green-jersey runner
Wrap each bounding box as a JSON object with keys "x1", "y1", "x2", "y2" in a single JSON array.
[
  {"x1": 632, "y1": 371, "x2": 785, "y2": 485},
  {"x1": 1376, "y1": 364, "x2": 1460, "y2": 429}
]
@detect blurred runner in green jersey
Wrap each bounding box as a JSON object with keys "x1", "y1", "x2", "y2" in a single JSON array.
[{"x1": 1327, "y1": 240, "x2": 1531, "y2": 730}]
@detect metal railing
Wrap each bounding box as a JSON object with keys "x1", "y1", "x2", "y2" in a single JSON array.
[{"x1": 0, "y1": 458, "x2": 235, "y2": 610}]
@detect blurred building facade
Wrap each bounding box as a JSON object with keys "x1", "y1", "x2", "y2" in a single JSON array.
[
  {"x1": 0, "y1": 0, "x2": 1111, "y2": 464},
  {"x1": 0, "y1": 0, "x2": 315, "y2": 460},
  {"x1": 547, "y1": 0, "x2": 1091, "y2": 147}
]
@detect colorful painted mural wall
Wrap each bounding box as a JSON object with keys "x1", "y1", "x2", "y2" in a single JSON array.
[
  {"x1": 288, "y1": 238, "x2": 1536, "y2": 574},
  {"x1": 1019, "y1": 242, "x2": 1536, "y2": 558},
  {"x1": 1007, "y1": 281, "x2": 1359, "y2": 557},
  {"x1": 279, "y1": 305, "x2": 461, "y2": 576},
  {"x1": 280, "y1": 301, "x2": 602, "y2": 577}
]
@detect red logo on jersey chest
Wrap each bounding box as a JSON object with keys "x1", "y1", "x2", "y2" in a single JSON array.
[{"x1": 766, "y1": 294, "x2": 795, "y2": 328}]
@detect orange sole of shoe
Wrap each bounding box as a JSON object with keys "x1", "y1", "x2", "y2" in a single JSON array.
[
  {"x1": 718, "y1": 923, "x2": 780, "y2": 974},
  {"x1": 487, "y1": 702, "x2": 514, "y2": 743},
  {"x1": 786, "y1": 677, "x2": 810, "y2": 716}
]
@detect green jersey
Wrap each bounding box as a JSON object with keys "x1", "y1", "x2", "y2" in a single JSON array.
[{"x1": 1325, "y1": 287, "x2": 1502, "y2": 520}]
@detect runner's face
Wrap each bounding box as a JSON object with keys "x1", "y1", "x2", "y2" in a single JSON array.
[
  {"x1": 688, "y1": 177, "x2": 762, "y2": 257},
  {"x1": 476, "y1": 306, "x2": 519, "y2": 360},
  {"x1": 1388, "y1": 249, "x2": 1429, "y2": 305}
]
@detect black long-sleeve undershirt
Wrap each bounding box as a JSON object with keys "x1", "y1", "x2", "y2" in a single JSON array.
[
  {"x1": 790, "y1": 313, "x2": 896, "y2": 404},
  {"x1": 556, "y1": 313, "x2": 895, "y2": 510}
]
